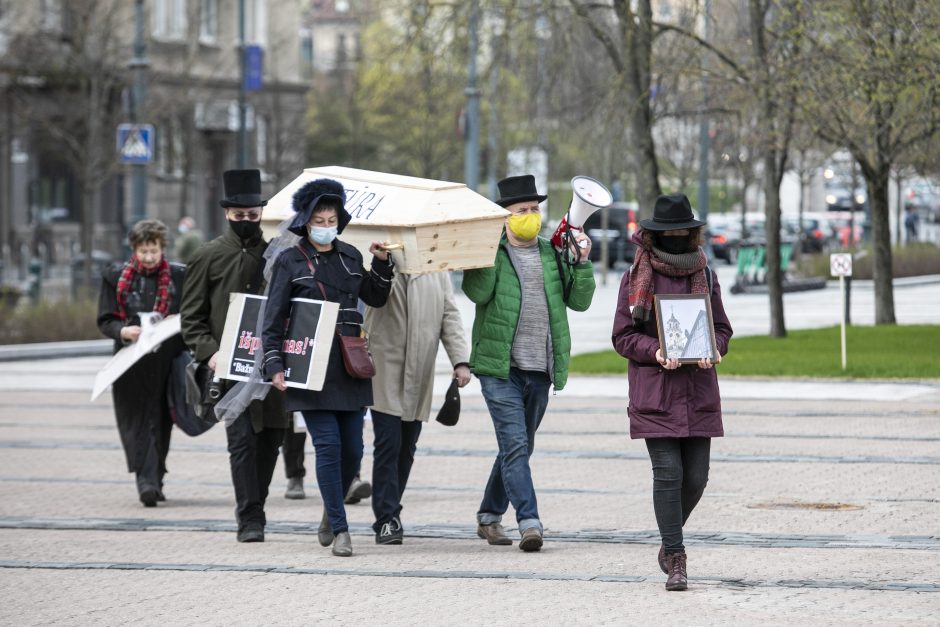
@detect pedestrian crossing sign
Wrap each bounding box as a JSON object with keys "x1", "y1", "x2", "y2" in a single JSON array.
[{"x1": 116, "y1": 123, "x2": 154, "y2": 164}]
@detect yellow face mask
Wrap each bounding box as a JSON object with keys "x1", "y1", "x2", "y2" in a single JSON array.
[{"x1": 507, "y1": 213, "x2": 541, "y2": 241}]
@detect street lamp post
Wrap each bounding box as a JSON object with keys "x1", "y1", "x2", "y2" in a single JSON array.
[
  {"x1": 238, "y1": 0, "x2": 248, "y2": 169},
  {"x1": 464, "y1": 0, "x2": 480, "y2": 192},
  {"x1": 129, "y1": 0, "x2": 150, "y2": 224}
]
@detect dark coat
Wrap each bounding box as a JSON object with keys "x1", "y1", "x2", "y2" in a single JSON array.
[
  {"x1": 261, "y1": 238, "x2": 393, "y2": 412},
  {"x1": 611, "y1": 268, "x2": 733, "y2": 439},
  {"x1": 97, "y1": 261, "x2": 186, "y2": 472},
  {"x1": 179, "y1": 228, "x2": 287, "y2": 430}
]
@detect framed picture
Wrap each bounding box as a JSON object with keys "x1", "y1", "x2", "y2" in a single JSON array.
[{"x1": 654, "y1": 293, "x2": 718, "y2": 363}]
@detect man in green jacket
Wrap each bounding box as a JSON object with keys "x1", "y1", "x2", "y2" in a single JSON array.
[
  {"x1": 463, "y1": 174, "x2": 596, "y2": 552},
  {"x1": 180, "y1": 169, "x2": 288, "y2": 544}
]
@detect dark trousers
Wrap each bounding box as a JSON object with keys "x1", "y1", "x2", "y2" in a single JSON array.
[
  {"x1": 226, "y1": 411, "x2": 286, "y2": 531},
  {"x1": 282, "y1": 428, "x2": 307, "y2": 479},
  {"x1": 645, "y1": 437, "x2": 711, "y2": 553},
  {"x1": 302, "y1": 409, "x2": 364, "y2": 535},
  {"x1": 371, "y1": 410, "x2": 423, "y2": 532}
]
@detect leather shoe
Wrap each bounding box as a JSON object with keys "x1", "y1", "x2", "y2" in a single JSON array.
[
  {"x1": 658, "y1": 544, "x2": 668, "y2": 574},
  {"x1": 317, "y1": 510, "x2": 334, "y2": 547},
  {"x1": 237, "y1": 525, "x2": 264, "y2": 543},
  {"x1": 375, "y1": 517, "x2": 403, "y2": 545},
  {"x1": 344, "y1": 478, "x2": 372, "y2": 504},
  {"x1": 139, "y1": 488, "x2": 159, "y2": 508},
  {"x1": 665, "y1": 551, "x2": 688, "y2": 591},
  {"x1": 284, "y1": 477, "x2": 305, "y2": 500},
  {"x1": 476, "y1": 522, "x2": 512, "y2": 546},
  {"x1": 332, "y1": 531, "x2": 353, "y2": 557},
  {"x1": 519, "y1": 527, "x2": 543, "y2": 552}
]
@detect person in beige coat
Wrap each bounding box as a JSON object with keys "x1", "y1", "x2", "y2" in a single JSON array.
[{"x1": 363, "y1": 272, "x2": 471, "y2": 544}]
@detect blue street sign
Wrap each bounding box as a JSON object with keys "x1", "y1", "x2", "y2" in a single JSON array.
[
  {"x1": 116, "y1": 123, "x2": 154, "y2": 164},
  {"x1": 244, "y1": 45, "x2": 264, "y2": 92}
]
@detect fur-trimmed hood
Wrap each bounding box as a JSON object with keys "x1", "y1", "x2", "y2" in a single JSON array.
[{"x1": 287, "y1": 178, "x2": 353, "y2": 237}]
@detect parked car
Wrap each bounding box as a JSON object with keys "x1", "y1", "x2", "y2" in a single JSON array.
[
  {"x1": 784, "y1": 213, "x2": 839, "y2": 253},
  {"x1": 583, "y1": 202, "x2": 638, "y2": 268},
  {"x1": 708, "y1": 220, "x2": 743, "y2": 264}
]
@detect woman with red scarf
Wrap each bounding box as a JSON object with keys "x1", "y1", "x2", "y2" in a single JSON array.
[
  {"x1": 612, "y1": 194, "x2": 733, "y2": 591},
  {"x1": 97, "y1": 219, "x2": 186, "y2": 506}
]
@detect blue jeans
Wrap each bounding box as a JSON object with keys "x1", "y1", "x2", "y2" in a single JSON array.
[
  {"x1": 477, "y1": 368, "x2": 551, "y2": 534},
  {"x1": 302, "y1": 409, "x2": 365, "y2": 534}
]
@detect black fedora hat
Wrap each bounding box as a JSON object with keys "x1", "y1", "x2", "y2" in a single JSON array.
[
  {"x1": 219, "y1": 169, "x2": 268, "y2": 208},
  {"x1": 495, "y1": 174, "x2": 547, "y2": 207},
  {"x1": 638, "y1": 193, "x2": 706, "y2": 231}
]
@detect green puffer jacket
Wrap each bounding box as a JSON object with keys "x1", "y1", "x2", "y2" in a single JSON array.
[{"x1": 462, "y1": 237, "x2": 595, "y2": 391}]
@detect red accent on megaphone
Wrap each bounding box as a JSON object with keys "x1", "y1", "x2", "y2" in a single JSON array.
[{"x1": 551, "y1": 215, "x2": 584, "y2": 251}]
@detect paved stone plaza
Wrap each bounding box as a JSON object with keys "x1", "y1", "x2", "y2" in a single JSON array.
[
  {"x1": 1, "y1": 272, "x2": 939, "y2": 624},
  {"x1": 1, "y1": 355, "x2": 939, "y2": 624}
]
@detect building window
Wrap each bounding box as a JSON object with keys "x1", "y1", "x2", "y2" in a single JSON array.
[
  {"x1": 157, "y1": 117, "x2": 185, "y2": 178},
  {"x1": 199, "y1": 0, "x2": 218, "y2": 44},
  {"x1": 244, "y1": 0, "x2": 267, "y2": 47},
  {"x1": 300, "y1": 28, "x2": 313, "y2": 78},
  {"x1": 153, "y1": 0, "x2": 187, "y2": 41},
  {"x1": 40, "y1": 0, "x2": 63, "y2": 33}
]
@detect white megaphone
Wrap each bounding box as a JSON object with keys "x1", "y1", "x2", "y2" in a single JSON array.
[{"x1": 551, "y1": 176, "x2": 613, "y2": 259}]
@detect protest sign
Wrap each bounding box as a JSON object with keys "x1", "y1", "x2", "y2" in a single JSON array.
[
  {"x1": 215, "y1": 293, "x2": 338, "y2": 390},
  {"x1": 91, "y1": 314, "x2": 182, "y2": 401}
]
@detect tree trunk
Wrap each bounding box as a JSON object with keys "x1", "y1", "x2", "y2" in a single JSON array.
[
  {"x1": 763, "y1": 164, "x2": 786, "y2": 337},
  {"x1": 868, "y1": 169, "x2": 896, "y2": 324}
]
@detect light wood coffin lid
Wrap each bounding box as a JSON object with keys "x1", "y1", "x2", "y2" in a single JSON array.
[{"x1": 263, "y1": 166, "x2": 509, "y2": 273}]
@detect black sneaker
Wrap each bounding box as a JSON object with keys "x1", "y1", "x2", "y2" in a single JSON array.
[
  {"x1": 375, "y1": 517, "x2": 403, "y2": 545},
  {"x1": 237, "y1": 524, "x2": 265, "y2": 543},
  {"x1": 139, "y1": 488, "x2": 159, "y2": 508}
]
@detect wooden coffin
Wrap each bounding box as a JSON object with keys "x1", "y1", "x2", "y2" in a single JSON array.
[{"x1": 263, "y1": 166, "x2": 508, "y2": 274}]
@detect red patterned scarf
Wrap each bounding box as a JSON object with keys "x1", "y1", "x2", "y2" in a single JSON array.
[
  {"x1": 628, "y1": 237, "x2": 708, "y2": 323},
  {"x1": 115, "y1": 255, "x2": 171, "y2": 320}
]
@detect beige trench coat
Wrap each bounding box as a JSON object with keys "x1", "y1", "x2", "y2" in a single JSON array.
[{"x1": 363, "y1": 272, "x2": 469, "y2": 422}]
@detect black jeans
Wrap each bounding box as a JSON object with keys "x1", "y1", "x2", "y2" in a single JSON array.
[
  {"x1": 645, "y1": 437, "x2": 711, "y2": 553},
  {"x1": 226, "y1": 411, "x2": 286, "y2": 531},
  {"x1": 371, "y1": 410, "x2": 423, "y2": 532},
  {"x1": 282, "y1": 428, "x2": 307, "y2": 479}
]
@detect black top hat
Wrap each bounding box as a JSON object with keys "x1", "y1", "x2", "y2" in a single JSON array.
[
  {"x1": 219, "y1": 169, "x2": 268, "y2": 208},
  {"x1": 287, "y1": 178, "x2": 353, "y2": 237},
  {"x1": 495, "y1": 175, "x2": 547, "y2": 207},
  {"x1": 638, "y1": 193, "x2": 706, "y2": 231}
]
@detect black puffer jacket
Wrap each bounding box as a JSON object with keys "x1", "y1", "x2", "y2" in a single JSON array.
[{"x1": 261, "y1": 238, "x2": 393, "y2": 412}]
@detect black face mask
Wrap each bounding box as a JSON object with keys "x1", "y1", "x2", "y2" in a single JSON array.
[
  {"x1": 655, "y1": 234, "x2": 691, "y2": 255},
  {"x1": 229, "y1": 220, "x2": 261, "y2": 241}
]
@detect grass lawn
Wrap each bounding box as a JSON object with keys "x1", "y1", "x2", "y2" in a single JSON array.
[{"x1": 569, "y1": 324, "x2": 940, "y2": 379}]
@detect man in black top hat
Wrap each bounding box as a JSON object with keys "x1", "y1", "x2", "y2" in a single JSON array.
[
  {"x1": 180, "y1": 169, "x2": 289, "y2": 543},
  {"x1": 463, "y1": 174, "x2": 596, "y2": 552}
]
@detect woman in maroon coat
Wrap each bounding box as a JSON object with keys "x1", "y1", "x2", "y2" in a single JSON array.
[{"x1": 612, "y1": 194, "x2": 733, "y2": 591}]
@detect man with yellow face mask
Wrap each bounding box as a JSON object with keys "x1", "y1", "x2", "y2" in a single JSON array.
[{"x1": 462, "y1": 174, "x2": 596, "y2": 552}]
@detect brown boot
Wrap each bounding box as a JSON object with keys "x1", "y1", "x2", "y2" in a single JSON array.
[
  {"x1": 476, "y1": 522, "x2": 513, "y2": 546},
  {"x1": 658, "y1": 544, "x2": 668, "y2": 574},
  {"x1": 665, "y1": 551, "x2": 688, "y2": 591}
]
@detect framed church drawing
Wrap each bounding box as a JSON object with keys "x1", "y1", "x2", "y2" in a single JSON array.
[{"x1": 653, "y1": 293, "x2": 718, "y2": 364}]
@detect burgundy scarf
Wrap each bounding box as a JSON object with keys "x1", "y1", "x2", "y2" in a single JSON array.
[
  {"x1": 115, "y1": 255, "x2": 171, "y2": 321},
  {"x1": 628, "y1": 239, "x2": 708, "y2": 323}
]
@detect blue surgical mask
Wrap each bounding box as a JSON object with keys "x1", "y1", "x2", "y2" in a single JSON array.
[{"x1": 308, "y1": 225, "x2": 337, "y2": 245}]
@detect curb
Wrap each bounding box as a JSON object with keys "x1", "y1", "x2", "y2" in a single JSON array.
[{"x1": 0, "y1": 340, "x2": 112, "y2": 362}]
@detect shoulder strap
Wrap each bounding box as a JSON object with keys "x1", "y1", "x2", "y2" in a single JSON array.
[
  {"x1": 704, "y1": 264, "x2": 713, "y2": 293},
  {"x1": 553, "y1": 248, "x2": 573, "y2": 303},
  {"x1": 295, "y1": 244, "x2": 329, "y2": 301}
]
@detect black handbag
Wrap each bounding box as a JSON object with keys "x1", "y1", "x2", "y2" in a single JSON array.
[{"x1": 435, "y1": 378, "x2": 461, "y2": 426}]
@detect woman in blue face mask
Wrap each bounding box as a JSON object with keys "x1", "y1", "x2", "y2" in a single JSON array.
[{"x1": 260, "y1": 178, "x2": 394, "y2": 558}]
